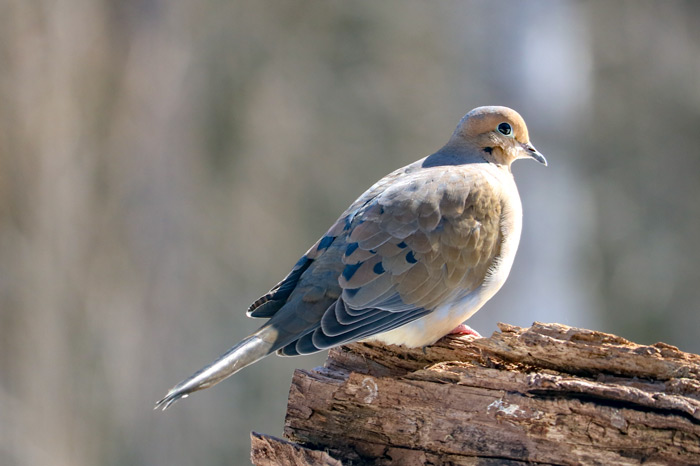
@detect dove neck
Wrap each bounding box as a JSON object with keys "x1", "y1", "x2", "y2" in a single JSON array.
[{"x1": 427, "y1": 141, "x2": 511, "y2": 171}]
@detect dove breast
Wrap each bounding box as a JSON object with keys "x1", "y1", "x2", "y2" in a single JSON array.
[{"x1": 363, "y1": 160, "x2": 523, "y2": 347}]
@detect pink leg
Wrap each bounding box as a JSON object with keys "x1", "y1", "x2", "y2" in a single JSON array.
[{"x1": 449, "y1": 324, "x2": 482, "y2": 338}]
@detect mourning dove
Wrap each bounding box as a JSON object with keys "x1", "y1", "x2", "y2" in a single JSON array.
[{"x1": 156, "y1": 106, "x2": 546, "y2": 409}]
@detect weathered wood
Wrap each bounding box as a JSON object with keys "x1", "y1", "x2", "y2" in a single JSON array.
[
  {"x1": 252, "y1": 323, "x2": 700, "y2": 465},
  {"x1": 250, "y1": 432, "x2": 342, "y2": 466}
]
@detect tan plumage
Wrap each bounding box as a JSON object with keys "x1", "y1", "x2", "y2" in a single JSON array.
[{"x1": 156, "y1": 106, "x2": 546, "y2": 409}]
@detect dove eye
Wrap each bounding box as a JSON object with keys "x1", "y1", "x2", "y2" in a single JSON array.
[{"x1": 497, "y1": 122, "x2": 513, "y2": 137}]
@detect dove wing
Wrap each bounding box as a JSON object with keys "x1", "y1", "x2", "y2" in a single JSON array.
[{"x1": 262, "y1": 163, "x2": 505, "y2": 356}]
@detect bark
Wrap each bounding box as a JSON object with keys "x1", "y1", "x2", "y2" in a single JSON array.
[
  {"x1": 251, "y1": 323, "x2": 700, "y2": 465},
  {"x1": 251, "y1": 432, "x2": 342, "y2": 466}
]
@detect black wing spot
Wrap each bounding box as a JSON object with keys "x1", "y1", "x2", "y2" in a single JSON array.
[
  {"x1": 317, "y1": 235, "x2": 335, "y2": 251},
  {"x1": 345, "y1": 242, "x2": 359, "y2": 257},
  {"x1": 342, "y1": 262, "x2": 363, "y2": 281},
  {"x1": 373, "y1": 262, "x2": 385, "y2": 275}
]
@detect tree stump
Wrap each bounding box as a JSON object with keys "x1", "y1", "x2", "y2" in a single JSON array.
[{"x1": 250, "y1": 322, "x2": 700, "y2": 465}]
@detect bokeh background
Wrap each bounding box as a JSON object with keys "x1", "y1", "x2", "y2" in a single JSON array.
[{"x1": 1, "y1": 1, "x2": 699, "y2": 464}]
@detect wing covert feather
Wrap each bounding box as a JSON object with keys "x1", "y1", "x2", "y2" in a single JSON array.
[{"x1": 338, "y1": 166, "x2": 504, "y2": 314}]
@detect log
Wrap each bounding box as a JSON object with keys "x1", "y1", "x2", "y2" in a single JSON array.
[
  {"x1": 251, "y1": 323, "x2": 700, "y2": 465},
  {"x1": 251, "y1": 432, "x2": 342, "y2": 466}
]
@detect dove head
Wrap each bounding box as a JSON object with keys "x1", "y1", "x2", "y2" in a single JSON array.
[{"x1": 448, "y1": 106, "x2": 547, "y2": 167}]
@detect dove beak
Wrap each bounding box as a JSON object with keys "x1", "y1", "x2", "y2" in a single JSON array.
[{"x1": 522, "y1": 142, "x2": 547, "y2": 166}]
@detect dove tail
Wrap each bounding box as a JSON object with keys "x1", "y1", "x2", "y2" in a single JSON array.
[{"x1": 155, "y1": 326, "x2": 276, "y2": 410}]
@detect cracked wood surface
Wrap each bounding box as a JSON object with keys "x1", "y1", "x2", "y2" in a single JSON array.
[{"x1": 251, "y1": 323, "x2": 700, "y2": 465}]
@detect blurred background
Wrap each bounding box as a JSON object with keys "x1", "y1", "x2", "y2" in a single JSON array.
[{"x1": 1, "y1": 1, "x2": 699, "y2": 464}]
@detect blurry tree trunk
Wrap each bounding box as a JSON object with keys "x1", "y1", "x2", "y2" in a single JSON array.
[{"x1": 251, "y1": 323, "x2": 700, "y2": 465}]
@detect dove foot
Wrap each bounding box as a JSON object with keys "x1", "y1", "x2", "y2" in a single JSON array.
[{"x1": 448, "y1": 324, "x2": 482, "y2": 338}]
